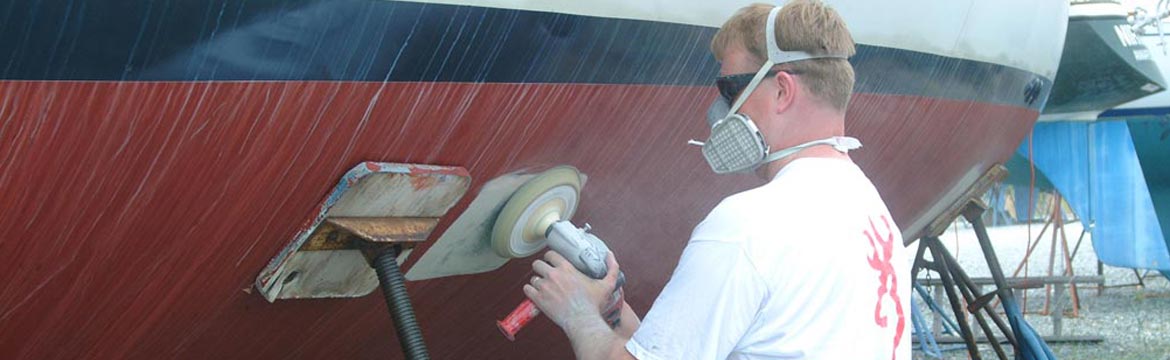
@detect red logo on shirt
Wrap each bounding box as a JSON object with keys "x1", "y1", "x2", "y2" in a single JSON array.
[{"x1": 864, "y1": 215, "x2": 904, "y2": 360}]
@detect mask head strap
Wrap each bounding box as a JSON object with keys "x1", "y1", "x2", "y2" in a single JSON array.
[
  {"x1": 728, "y1": 5, "x2": 850, "y2": 115},
  {"x1": 726, "y1": 61, "x2": 776, "y2": 115},
  {"x1": 766, "y1": 5, "x2": 847, "y2": 64}
]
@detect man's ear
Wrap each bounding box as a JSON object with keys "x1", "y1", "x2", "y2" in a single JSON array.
[{"x1": 772, "y1": 71, "x2": 798, "y2": 114}]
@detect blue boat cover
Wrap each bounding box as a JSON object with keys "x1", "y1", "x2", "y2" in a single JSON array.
[
  {"x1": 1018, "y1": 121, "x2": 1170, "y2": 271},
  {"x1": 1126, "y1": 120, "x2": 1170, "y2": 271}
]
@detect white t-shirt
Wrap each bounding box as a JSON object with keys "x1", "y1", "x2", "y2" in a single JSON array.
[{"x1": 626, "y1": 158, "x2": 911, "y2": 360}]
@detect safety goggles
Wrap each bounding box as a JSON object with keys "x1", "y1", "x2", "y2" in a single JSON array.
[{"x1": 715, "y1": 69, "x2": 800, "y2": 102}]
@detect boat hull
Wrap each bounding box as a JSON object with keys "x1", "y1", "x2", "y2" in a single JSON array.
[{"x1": 0, "y1": 80, "x2": 1037, "y2": 358}]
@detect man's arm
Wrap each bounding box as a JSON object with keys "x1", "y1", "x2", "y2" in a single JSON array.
[
  {"x1": 569, "y1": 299, "x2": 641, "y2": 359},
  {"x1": 562, "y1": 310, "x2": 636, "y2": 360},
  {"x1": 614, "y1": 301, "x2": 641, "y2": 339},
  {"x1": 529, "y1": 237, "x2": 766, "y2": 359},
  {"x1": 526, "y1": 252, "x2": 638, "y2": 359}
]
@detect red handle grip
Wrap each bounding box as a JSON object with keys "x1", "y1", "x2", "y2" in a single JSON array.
[{"x1": 497, "y1": 299, "x2": 541, "y2": 341}]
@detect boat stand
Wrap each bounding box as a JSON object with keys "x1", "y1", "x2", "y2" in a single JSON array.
[
  {"x1": 903, "y1": 164, "x2": 1095, "y2": 357},
  {"x1": 1098, "y1": 264, "x2": 1161, "y2": 292},
  {"x1": 1002, "y1": 193, "x2": 1099, "y2": 318},
  {"x1": 914, "y1": 204, "x2": 1019, "y2": 360},
  {"x1": 912, "y1": 166, "x2": 1018, "y2": 359}
]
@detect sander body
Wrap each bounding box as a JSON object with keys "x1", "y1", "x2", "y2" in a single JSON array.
[{"x1": 489, "y1": 166, "x2": 624, "y2": 340}]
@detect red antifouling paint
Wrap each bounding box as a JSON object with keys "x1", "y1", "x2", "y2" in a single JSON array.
[{"x1": 497, "y1": 299, "x2": 541, "y2": 341}]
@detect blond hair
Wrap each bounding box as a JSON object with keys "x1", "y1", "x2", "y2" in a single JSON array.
[{"x1": 710, "y1": 0, "x2": 857, "y2": 111}]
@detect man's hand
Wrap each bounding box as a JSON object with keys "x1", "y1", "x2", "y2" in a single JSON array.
[{"x1": 524, "y1": 251, "x2": 621, "y2": 332}]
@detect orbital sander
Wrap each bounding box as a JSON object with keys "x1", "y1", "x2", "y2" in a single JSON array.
[{"x1": 490, "y1": 166, "x2": 623, "y2": 340}]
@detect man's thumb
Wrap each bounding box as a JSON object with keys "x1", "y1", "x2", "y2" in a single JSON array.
[{"x1": 604, "y1": 252, "x2": 620, "y2": 281}]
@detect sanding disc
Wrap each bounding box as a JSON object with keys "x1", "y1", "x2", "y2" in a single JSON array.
[{"x1": 491, "y1": 166, "x2": 582, "y2": 258}]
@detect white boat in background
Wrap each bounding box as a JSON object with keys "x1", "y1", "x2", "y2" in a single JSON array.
[{"x1": 1039, "y1": 0, "x2": 1165, "y2": 121}]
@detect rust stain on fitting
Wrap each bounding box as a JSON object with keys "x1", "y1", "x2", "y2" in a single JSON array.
[{"x1": 300, "y1": 217, "x2": 439, "y2": 251}]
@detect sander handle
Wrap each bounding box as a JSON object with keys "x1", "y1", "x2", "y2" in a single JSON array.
[
  {"x1": 496, "y1": 272, "x2": 625, "y2": 341},
  {"x1": 497, "y1": 221, "x2": 623, "y2": 341},
  {"x1": 497, "y1": 298, "x2": 540, "y2": 341}
]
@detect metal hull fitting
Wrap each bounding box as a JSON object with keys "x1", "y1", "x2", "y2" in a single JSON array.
[{"x1": 0, "y1": 0, "x2": 1065, "y2": 358}]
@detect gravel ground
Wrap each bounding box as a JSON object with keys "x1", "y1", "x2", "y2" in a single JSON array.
[{"x1": 912, "y1": 221, "x2": 1170, "y2": 360}]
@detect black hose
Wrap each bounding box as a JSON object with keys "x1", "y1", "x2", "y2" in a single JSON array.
[{"x1": 372, "y1": 246, "x2": 430, "y2": 360}]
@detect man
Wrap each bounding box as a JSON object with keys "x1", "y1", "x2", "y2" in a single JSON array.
[{"x1": 524, "y1": 1, "x2": 911, "y2": 359}]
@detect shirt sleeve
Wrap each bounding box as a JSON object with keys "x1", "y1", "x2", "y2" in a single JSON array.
[{"x1": 625, "y1": 240, "x2": 769, "y2": 360}]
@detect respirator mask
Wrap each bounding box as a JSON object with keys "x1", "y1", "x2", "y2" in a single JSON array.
[{"x1": 689, "y1": 5, "x2": 860, "y2": 174}]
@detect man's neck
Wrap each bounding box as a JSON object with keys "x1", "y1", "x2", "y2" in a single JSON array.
[
  {"x1": 758, "y1": 110, "x2": 850, "y2": 180},
  {"x1": 761, "y1": 144, "x2": 851, "y2": 179}
]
